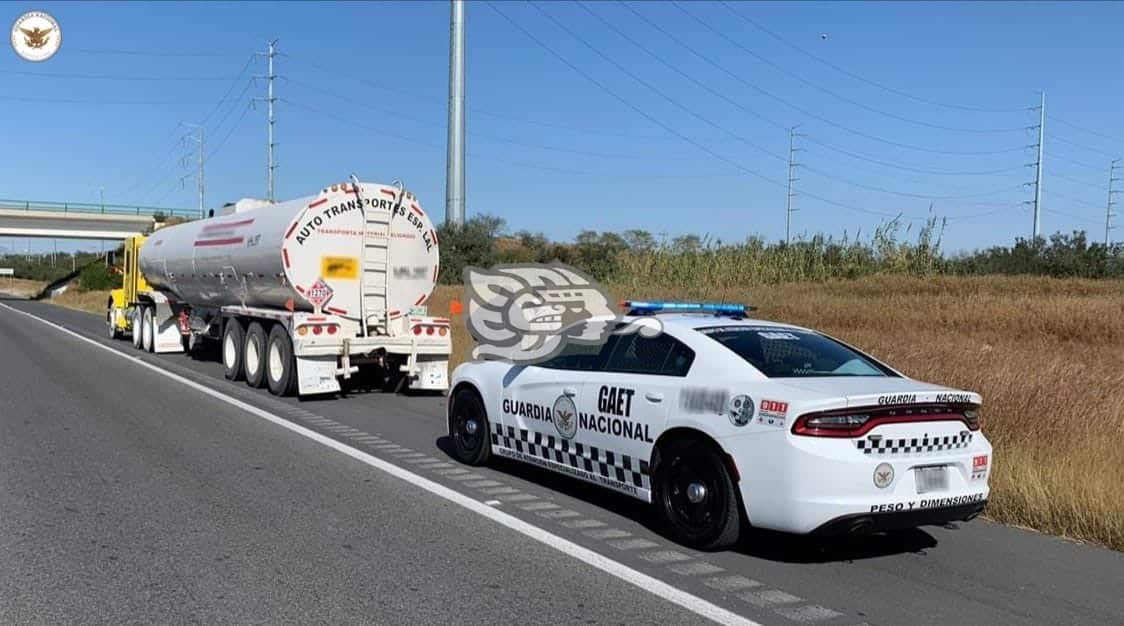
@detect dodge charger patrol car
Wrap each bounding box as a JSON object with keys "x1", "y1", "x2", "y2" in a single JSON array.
[{"x1": 447, "y1": 301, "x2": 991, "y2": 550}]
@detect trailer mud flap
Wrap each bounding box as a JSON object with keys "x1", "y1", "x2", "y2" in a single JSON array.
[
  {"x1": 153, "y1": 311, "x2": 185, "y2": 354},
  {"x1": 296, "y1": 355, "x2": 342, "y2": 396}
]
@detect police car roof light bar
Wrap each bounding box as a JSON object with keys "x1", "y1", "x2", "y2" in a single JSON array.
[{"x1": 620, "y1": 300, "x2": 755, "y2": 316}]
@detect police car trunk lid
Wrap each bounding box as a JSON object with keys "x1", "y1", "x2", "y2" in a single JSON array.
[{"x1": 774, "y1": 377, "x2": 981, "y2": 408}]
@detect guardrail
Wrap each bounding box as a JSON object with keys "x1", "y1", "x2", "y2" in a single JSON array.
[{"x1": 0, "y1": 198, "x2": 198, "y2": 219}]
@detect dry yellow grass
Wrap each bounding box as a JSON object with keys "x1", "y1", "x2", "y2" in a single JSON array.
[
  {"x1": 0, "y1": 278, "x2": 47, "y2": 298},
  {"x1": 49, "y1": 288, "x2": 112, "y2": 316},
  {"x1": 40, "y1": 276, "x2": 1124, "y2": 550}
]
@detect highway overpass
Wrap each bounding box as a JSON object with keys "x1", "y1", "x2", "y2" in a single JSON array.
[{"x1": 0, "y1": 198, "x2": 196, "y2": 240}]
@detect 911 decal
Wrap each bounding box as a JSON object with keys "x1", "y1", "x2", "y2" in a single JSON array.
[{"x1": 757, "y1": 399, "x2": 789, "y2": 428}]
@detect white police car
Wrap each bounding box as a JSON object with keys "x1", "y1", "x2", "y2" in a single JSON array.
[{"x1": 447, "y1": 301, "x2": 991, "y2": 550}]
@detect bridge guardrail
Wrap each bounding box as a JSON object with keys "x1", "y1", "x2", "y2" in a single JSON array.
[{"x1": 0, "y1": 198, "x2": 198, "y2": 219}]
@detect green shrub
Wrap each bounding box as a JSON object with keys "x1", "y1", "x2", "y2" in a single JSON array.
[{"x1": 77, "y1": 262, "x2": 117, "y2": 291}]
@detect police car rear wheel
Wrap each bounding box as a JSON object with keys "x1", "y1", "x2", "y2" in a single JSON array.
[
  {"x1": 450, "y1": 388, "x2": 491, "y2": 465},
  {"x1": 654, "y1": 439, "x2": 740, "y2": 551}
]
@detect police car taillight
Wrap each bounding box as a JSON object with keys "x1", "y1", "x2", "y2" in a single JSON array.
[{"x1": 793, "y1": 405, "x2": 981, "y2": 437}]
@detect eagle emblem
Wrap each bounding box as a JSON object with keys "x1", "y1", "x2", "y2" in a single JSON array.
[
  {"x1": 552, "y1": 395, "x2": 578, "y2": 440},
  {"x1": 20, "y1": 26, "x2": 53, "y2": 49}
]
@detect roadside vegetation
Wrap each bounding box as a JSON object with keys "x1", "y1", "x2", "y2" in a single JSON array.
[{"x1": 9, "y1": 217, "x2": 1124, "y2": 550}]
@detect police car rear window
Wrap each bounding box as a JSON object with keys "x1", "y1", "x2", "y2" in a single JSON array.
[{"x1": 697, "y1": 326, "x2": 895, "y2": 378}]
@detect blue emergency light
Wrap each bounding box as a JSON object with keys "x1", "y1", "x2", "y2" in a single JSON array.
[{"x1": 620, "y1": 300, "x2": 755, "y2": 316}]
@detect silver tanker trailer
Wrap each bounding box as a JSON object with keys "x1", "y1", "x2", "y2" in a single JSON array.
[{"x1": 107, "y1": 180, "x2": 451, "y2": 396}]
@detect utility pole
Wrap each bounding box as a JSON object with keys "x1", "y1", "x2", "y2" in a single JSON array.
[
  {"x1": 1107, "y1": 159, "x2": 1121, "y2": 246},
  {"x1": 785, "y1": 126, "x2": 802, "y2": 245},
  {"x1": 264, "y1": 40, "x2": 278, "y2": 202},
  {"x1": 1032, "y1": 91, "x2": 1046, "y2": 240},
  {"x1": 180, "y1": 122, "x2": 205, "y2": 218},
  {"x1": 445, "y1": 0, "x2": 466, "y2": 226}
]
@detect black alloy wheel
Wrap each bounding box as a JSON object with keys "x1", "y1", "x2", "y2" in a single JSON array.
[
  {"x1": 654, "y1": 439, "x2": 741, "y2": 550},
  {"x1": 449, "y1": 388, "x2": 491, "y2": 466}
]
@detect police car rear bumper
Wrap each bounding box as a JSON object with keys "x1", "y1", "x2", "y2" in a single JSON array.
[{"x1": 811, "y1": 500, "x2": 988, "y2": 536}]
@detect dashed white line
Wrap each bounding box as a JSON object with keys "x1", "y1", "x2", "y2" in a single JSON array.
[
  {"x1": 2, "y1": 302, "x2": 760, "y2": 626},
  {"x1": 669, "y1": 562, "x2": 726, "y2": 577},
  {"x1": 705, "y1": 576, "x2": 763, "y2": 592},
  {"x1": 740, "y1": 590, "x2": 803, "y2": 608},
  {"x1": 774, "y1": 605, "x2": 844, "y2": 623},
  {"x1": 608, "y1": 538, "x2": 660, "y2": 551},
  {"x1": 640, "y1": 551, "x2": 693, "y2": 564},
  {"x1": 561, "y1": 519, "x2": 607, "y2": 530}
]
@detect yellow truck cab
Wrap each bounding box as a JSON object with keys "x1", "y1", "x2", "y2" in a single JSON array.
[{"x1": 106, "y1": 235, "x2": 148, "y2": 338}]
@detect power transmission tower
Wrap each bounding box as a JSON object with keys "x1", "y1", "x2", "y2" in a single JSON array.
[
  {"x1": 255, "y1": 40, "x2": 279, "y2": 203},
  {"x1": 785, "y1": 126, "x2": 803, "y2": 244},
  {"x1": 1031, "y1": 91, "x2": 1046, "y2": 240},
  {"x1": 445, "y1": 0, "x2": 466, "y2": 226},
  {"x1": 1107, "y1": 159, "x2": 1121, "y2": 246},
  {"x1": 180, "y1": 123, "x2": 205, "y2": 218}
]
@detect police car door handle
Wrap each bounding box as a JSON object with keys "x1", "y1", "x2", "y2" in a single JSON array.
[
  {"x1": 645, "y1": 392, "x2": 664, "y2": 403},
  {"x1": 562, "y1": 387, "x2": 578, "y2": 397}
]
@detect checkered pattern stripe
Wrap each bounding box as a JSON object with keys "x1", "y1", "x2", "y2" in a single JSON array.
[
  {"x1": 856, "y1": 432, "x2": 972, "y2": 456},
  {"x1": 492, "y1": 424, "x2": 651, "y2": 489}
]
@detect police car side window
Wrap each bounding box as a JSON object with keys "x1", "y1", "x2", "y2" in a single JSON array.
[
  {"x1": 604, "y1": 333, "x2": 694, "y2": 377},
  {"x1": 537, "y1": 339, "x2": 604, "y2": 371}
]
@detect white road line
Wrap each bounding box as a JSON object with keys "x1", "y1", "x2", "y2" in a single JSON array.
[{"x1": 1, "y1": 303, "x2": 760, "y2": 626}]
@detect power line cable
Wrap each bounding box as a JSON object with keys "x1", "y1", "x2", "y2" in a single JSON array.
[
  {"x1": 0, "y1": 95, "x2": 210, "y2": 105},
  {"x1": 1048, "y1": 188, "x2": 1104, "y2": 211},
  {"x1": 1047, "y1": 114, "x2": 1124, "y2": 146},
  {"x1": 1043, "y1": 207, "x2": 1102, "y2": 225},
  {"x1": 200, "y1": 55, "x2": 256, "y2": 126},
  {"x1": 547, "y1": 2, "x2": 1021, "y2": 201},
  {"x1": 1048, "y1": 133, "x2": 1120, "y2": 159},
  {"x1": 1052, "y1": 171, "x2": 1106, "y2": 190},
  {"x1": 488, "y1": 2, "x2": 917, "y2": 220},
  {"x1": 286, "y1": 98, "x2": 744, "y2": 180},
  {"x1": 0, "y1": 69, "x2": 244, "y2": 81},
  {"x1": 1049, "y1": 152, "x2": 1106, "y2": 172},
  {"x1": 623, "y1": 1, "x2": 1025, "y2": 156},
  {"x1": 614, "y1": 1, "x2": 1027, "y2": 176},
  {"x1": 717, "y1": 1, "x2": 1026, "y2": 114},
  {"x1": 650, "y1": 2, "x2": 1028, "y2": 133},
  {"x1": 67, "y1": 47, "x2": 247, "y2": 57}
]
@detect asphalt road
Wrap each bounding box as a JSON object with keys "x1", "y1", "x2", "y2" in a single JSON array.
[{"x1": 2, "y1": 295, "x2": 1123, "y2": 625}]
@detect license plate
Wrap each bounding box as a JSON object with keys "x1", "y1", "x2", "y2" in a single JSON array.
[{"x1": 915, "y1": 466, "x2": 948, "y2": 494}]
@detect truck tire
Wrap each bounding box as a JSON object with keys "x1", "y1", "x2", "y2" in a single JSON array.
[
  {"x1": 266, "y1": 325, "x2": 297, "y2": 396},
  {"x1": 222, "y1": 319, "x2": 245, "y2": 381},
  {"x1": 244, "y1": 322, "x2": 268, "y2": 388},
  {"x1": 106, "y1": 303, "x2": 121, "y2": 340},
  {"x1": 142, "y1": 306, "x2": 155, "y2": 353},
  {"x1": 131, "y1": 309, "x2": 142, "y2": 349}
]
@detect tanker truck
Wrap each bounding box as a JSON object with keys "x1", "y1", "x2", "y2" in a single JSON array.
[{"x1": 106, "y1": 180, "x2": 451, "y2": 396}]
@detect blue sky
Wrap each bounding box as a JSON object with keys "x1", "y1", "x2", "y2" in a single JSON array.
[{"x1": 3, "y1": 1, "x2": 1123, "y2": 254}]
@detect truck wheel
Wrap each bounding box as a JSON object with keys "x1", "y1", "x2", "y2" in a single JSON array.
[
  {"x1": 448, "y1": 387, "x2": 491, "y2": 466},
  {"x1": 131, "y1": 309, "x2": 142, "y2": 349},
  {"x1": 266, "y1": 325, "x2": 297, "y2": 396},
  {"x1": 652, "y1": 439, "x2": 741, "y2": 551},
  {"x1": 244, "y1": 322, "x2": 268, "y2": 388},
  {"x1": 141, "y1": 307, "x2": 155, "y2": 353},
  {"x1": 222, "y1": 320, "x2": 245, "y2": 381},
  {"x1": 106, "y1": 301, "x2": 121, "y2": 340}
]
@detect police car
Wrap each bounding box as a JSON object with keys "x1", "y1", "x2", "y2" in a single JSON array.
[{"x1": 447, "y1": 301, "x2": 991, "y2": 550}]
